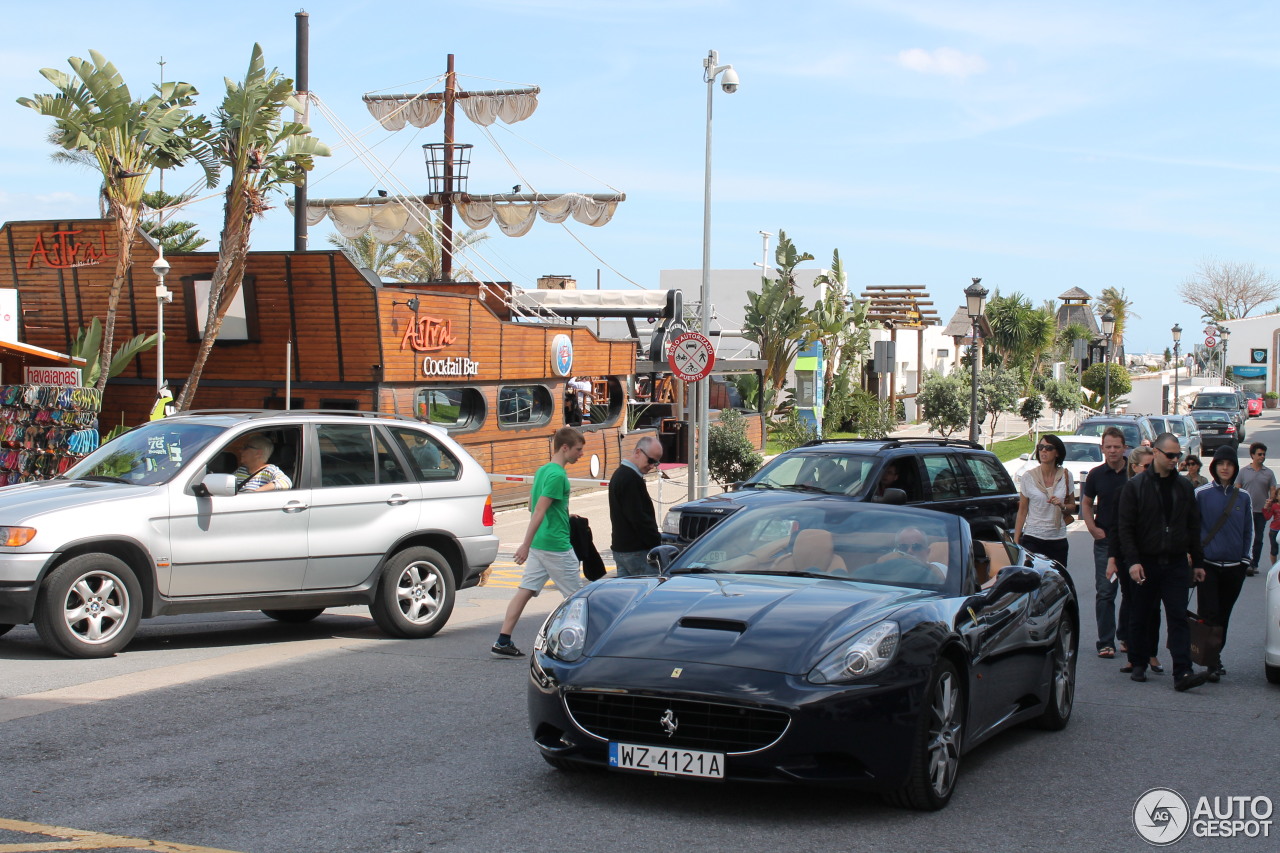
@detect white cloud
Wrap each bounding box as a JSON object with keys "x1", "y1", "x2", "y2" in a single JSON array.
[{"x1": 897, "y1": 47, "x2": 988, "y2": 78}]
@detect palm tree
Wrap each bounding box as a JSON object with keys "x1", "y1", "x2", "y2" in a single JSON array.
[
  {"x1": 327, "y1": 232, "x2": 402, "y2": 281},
  {"x1": 19, "y1": 51, "x2": 217, "y2": 391},
  {"x1": 1095, "y1": 286, "x2": 1139, "y2": 350},
  {"x1": 174, "y1": 44, "x2": 330, "y2": 411},
  {"x1": 388, "y1": 225, "x2": 489, "y2": 282}
]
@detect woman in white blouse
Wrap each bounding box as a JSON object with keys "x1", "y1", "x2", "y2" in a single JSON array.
[{"x1": 1013, "y1": 433, "x2": 1076, "y2": 568}]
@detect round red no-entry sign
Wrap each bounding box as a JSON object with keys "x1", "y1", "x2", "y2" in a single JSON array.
[{"x1": 668, "y1": 332, "x2": 715, "y2": 382}]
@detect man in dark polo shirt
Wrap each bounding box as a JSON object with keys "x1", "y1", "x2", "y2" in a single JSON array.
[
  {"x1": 608, "y1": 435, "x2": 664, "y2": 576},
  {"x1": 1082, "y1": 426, "x2": 1127, "y2": 658}
]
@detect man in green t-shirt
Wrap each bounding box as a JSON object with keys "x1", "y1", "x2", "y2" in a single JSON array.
[{"x1": 492, "y1": 427, "x2": 586, "y2": 658}]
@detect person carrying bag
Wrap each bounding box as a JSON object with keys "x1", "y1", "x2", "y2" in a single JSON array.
[{"x1": 1194, "y1": 445, "x2": 1253, "y2": 682}]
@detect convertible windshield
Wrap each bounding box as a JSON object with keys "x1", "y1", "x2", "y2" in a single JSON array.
[
  {"x1": 64, "y1": 422, "x2": 226, "y2": 486},
  {"x1": 673, "y1": 502, "x2": 960, "y2": 592},
  {"x1": 744, "y1": 452, "x2": 877, "y2": 496}
]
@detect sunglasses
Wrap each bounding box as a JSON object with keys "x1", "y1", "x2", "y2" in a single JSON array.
[
  {"x1": 899, "y1": 542, "x2": 928, "y2": 554},
  {"x1": 643, "y1": 453, "x2": 661, "y2": 467},
  {"x1": 1155, "y1": 448, "x2": 1182, "y2": 461},
  {"x1": 1037, "y1": 444, "x2": 1056, "y2": 452}
]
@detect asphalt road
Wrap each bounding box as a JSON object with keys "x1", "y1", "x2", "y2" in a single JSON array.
[{"x1": 1, "y1": 419, "x2": 1278, "y2": 852}]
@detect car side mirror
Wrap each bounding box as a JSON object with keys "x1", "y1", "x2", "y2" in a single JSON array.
[
  {"x1": 1018, "y1": 452, "x2": 1031, "y2": 461},
  {"x1": 647, "y1": 544, "x2": 682, "y2": 572},
  {"x1": 986, "y1": 566, "x2": 1040, "y2": 598},
  {"x1": 193, "y1": 473, "x2": 237, "y2": 498},
  {"x1": 875, "y1": 487, "x2": 908, "y2": 505}
]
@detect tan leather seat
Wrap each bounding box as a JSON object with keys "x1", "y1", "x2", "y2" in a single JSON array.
[
  {"x1": 980, "y1": 540, "x2": 1012, "y2": 587},
  {"x1": 774, "y1": 529, "x2": 847, "y2": 574}
]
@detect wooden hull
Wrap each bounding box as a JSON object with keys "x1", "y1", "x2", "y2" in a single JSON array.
[{"x1": 0, "y1": 218, "x2": 763, "y2": 505}]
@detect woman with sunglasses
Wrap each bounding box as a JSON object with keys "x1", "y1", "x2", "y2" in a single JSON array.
[
  {"x1": 1182, "y1": 455, "x2": 1208, "y2": 488},
  {"x1": 1013, "y1": 433, "x2": 1075, "y2": 568}
]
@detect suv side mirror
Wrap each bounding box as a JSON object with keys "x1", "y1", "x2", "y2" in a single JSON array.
[
  {"x1": 875, "y1": 487, "x2": 908, "y2": 505},
  {"x1": 193, "y1": 473, "x2": 237, "y2": 498}
]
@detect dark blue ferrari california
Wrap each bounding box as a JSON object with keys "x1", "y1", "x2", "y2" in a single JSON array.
[{"x1": 527, "y1": 499, "x2": 1078, "y2": 810}]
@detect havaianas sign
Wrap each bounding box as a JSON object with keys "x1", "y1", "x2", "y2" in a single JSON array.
[{"x1": 399, "y1": 313, "x2": 480, "y2": 378}]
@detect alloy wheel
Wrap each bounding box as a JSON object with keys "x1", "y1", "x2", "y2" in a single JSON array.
[
  {"x1": 62, "y1": 570, "x2": 131, "y2": 645},
  {"x1": 396, "y1": 561, "x2": 443, "y2": 624},
  {"x1": 926, "y1": 670, "x2": 962, "y2": 799}
]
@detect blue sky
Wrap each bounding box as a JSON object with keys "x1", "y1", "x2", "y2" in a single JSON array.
[{"x1": 3, "y1": 1, "x2": 1279, "y2": 353}]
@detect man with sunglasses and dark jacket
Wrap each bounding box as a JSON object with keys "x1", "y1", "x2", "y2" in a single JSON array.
[
  {"x1": 608, "y1": 435, "x2": 664, "y2": 577},
  {"x1": 1117, "y1": 432, "x2": 1210, "y2": 691}
]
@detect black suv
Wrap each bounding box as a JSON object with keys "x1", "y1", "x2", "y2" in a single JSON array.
[
  {"x1": 661, "y1": 438, "x2": 1018, "y2": 546},
  {"x1": 1074, "y1": 414, "x2": 1159, "y2": 449}
]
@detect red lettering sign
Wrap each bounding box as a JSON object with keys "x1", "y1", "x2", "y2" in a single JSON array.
[
  {"x1": 400, "y1": 316, "x2": 458, "y2": 353},
  {"x1": 26, "y1": 229, "x2": 117, "y2": 270}
]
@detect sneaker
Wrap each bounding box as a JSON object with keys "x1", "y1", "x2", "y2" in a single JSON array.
[
  {"x1": 491, "y1": 642, "x2": 525, "y2": 659},
  {"x1": 1130, "y1": 669, "x2": 1147, "y2": 682},
  {"x1": 1174, "y1": 670, "x2": 1209, "y2": 691}
]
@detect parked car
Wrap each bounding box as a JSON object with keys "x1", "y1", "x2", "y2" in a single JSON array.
[
  {"x1": 1190, "y1": 410, "x2": 1240, "y2": 453},
  {"x1": 1192, "y1": 387, "x2": 1247, "y2": 440},
  {"x1": 1147, "y1": 415, "x2": 1203, "y2": 460},
  {"x1": 1245, "y1": 392, "x2": 1263, "y2": 418},
  {"x1": 0, "y1": 410, "x2": 499, "y2": 658},
  {"x1": 1073, "y1": 414, "x2": 1159, "y2": 449},
  {"x1": 1012, "y1": 435, "x2": 1101, "y2": 493},
  {"x1": 661, "y1": 438, "x2": 1018, "y2": 547},
  {"x1": 529, "y1": 499, "x2": 1078, "y2": 809}
]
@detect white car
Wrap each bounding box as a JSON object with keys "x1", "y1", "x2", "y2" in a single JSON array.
[
  {"x1": 1012, "y1": 435, "x2": 1103, "y2": 494},
  {"x1": 1266, "y1": 561, "x2": 1280, "y2": 684}
]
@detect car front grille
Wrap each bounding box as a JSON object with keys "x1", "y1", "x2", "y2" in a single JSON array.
[
  {"x1": 679, "y1": 513, "x2": 724, "y2": 542},
  {"x1": 564, "y1": 691, "x2": 790, "y2": 754}
]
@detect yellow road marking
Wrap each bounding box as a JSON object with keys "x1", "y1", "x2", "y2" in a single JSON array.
[
  {"x1": 0, "y1": 817, "x2": 244, "y2": 852},
  {"x1": 483, "y1": 560, "x2": 615, "y2": 588}
]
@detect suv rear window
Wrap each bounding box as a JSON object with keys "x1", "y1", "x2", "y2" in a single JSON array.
[
  {"x1": 1077, "y1": 421, "x2": 1140, "y2": 448},
  {"x1": 961, "y1": 454, "x2": 1013, "y2": 496}
]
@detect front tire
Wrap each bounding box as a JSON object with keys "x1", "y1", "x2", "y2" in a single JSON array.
[
  {"x1": 1267, "y1": 664, "x2": 1280, "y2": 685},
  {"x1": 370, "y1": 547, "x2": 456, "y2": 638},
  {"x1": 33, "y1": 554, "x2": 142, "y2": 658},
  {"x1": 1035, "y1": 615, "x2": 1077, "y2": 730},
  {"x1": 886, "y1": 659, "x2": 965, "y2": 811},
  {"x1": 262, "y1": 608, "x2": 326, "y2": 623}
]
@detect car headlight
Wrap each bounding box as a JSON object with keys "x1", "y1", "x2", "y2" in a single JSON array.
[
  {"x1": 537, "y1": 598, "x2": 589, "y2": 662},
  {"x1": 807, "y1": 621, "x2": 900, "y2": 684},
  {"x1": 662, "y1": 508, "x2": 682, "y2": 535},
  {"x1": 0, "y1": 526, "x2": 37, "y2": 547}
]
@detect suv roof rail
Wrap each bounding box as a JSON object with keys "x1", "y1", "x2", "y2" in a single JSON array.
[
  {"x1": 176, "y1": 408, "x2": 421, "y2": 422},
  {"x1": 800, "y1": 437, "x2": 981, "y2": 450}
]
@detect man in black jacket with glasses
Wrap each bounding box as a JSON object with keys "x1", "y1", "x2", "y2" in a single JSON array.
[{"x1": 1117, "y1": 432, "x2": 1210, "y2": 691}]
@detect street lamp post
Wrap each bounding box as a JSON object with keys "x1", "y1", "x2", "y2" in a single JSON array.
[
  {"x1": 1220, "y1": 325, "x2": 1231, "y2": 383},
  {"x1": 152, "y1": 252, "x2": 172, "y2": 397},
  {"x1": 965, "y1": 278, "x2": 987, "y2": 444},
  {"x1": 1171, "y1": 323, "x2": 1182, "y2": 414},
  {"x1": 695, "y1": 49, "x2": 739, "y2": 500},
  {"x1": 1101, "y1": 311, "x2": 1115, "y2": 415}
]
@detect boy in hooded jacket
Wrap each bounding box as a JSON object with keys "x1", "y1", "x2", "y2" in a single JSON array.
[{"x1": 1194, "y1": 444, "x2": 1253, "y2": 682}]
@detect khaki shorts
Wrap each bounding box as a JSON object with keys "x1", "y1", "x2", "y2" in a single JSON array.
[{"x1": 519, "y1": 548, "x2": 585, "y2": 596}]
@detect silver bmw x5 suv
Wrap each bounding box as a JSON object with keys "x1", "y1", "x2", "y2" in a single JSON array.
[{"x1": 0, "y1": 410, "x2": 499, "y2": 657}]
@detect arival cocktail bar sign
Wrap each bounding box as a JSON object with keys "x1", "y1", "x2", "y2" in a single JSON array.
[
  {"x1": 26, "y1": 229, "x2": 116, "y2": 269},
  {"x1": 399, "y1": 314, "x2": 480, "y2": 378}
]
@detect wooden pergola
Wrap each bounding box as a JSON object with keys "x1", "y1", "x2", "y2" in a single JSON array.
[{"x1": 858, "y1": 284, "x2": 941, "y2": 414}]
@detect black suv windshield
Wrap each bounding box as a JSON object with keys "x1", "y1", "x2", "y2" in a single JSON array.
[
  {"x1": 1194, "y1": 394, "x2": 1239, "y2": 410},
  {"x1": 65, "y1": 422, "x2": 226, "y2": 486},
  {"x1": 745, "y1": 451, "x2": 878, "y2": 496}
]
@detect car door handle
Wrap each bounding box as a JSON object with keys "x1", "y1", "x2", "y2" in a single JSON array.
[
  {"x1": 387, "y1": 494, "x2": 408, "y2": 506},
  {"x1": 282, "y1": 501, "x2": 309, "y2": 513}
]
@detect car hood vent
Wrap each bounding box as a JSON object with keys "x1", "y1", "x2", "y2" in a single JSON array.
[{"x1": 678, "y1": 616, "x2": 748, "y2": 633}]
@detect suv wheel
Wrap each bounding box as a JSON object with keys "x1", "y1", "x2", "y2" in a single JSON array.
[
  {"x1": 262, "y1": 608, "x2": 326, "y2": 623},
  {"x1": 370, "y1": 546, "x2": 456, "y2": 639},
  {"x1": 33, "y1": 554, "x2": 142, "y2": 658}
]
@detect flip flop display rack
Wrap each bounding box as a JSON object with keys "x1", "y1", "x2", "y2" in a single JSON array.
[{"x1": 0, "y1": 385, "x2": 102, "y2": 483}]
